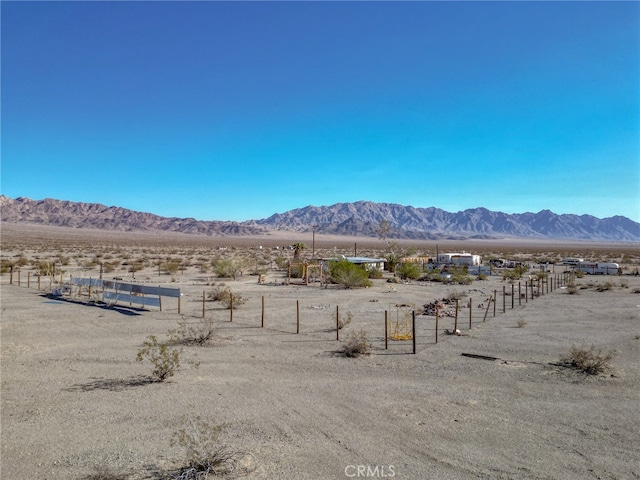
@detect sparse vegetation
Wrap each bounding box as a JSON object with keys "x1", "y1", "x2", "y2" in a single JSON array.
[
  {"x1": 560, "y1": 345, "x2": 616, "y2": 376},
  {"x1": 595, "y1": 281, "x2": 614, "y2": 292},
  {"x1": 169, "y1": 316, "x2": 216, "y2": 346},
  {"x1": 336, "y1": 310, "x2": 353, "y2": 330},
  {"x1": 337, "y1": 329, "x2": 373, "y2": 357},
  {"x1": 516, "y1": 318, "x2": 528, "y2": 328},
  {"x1": 171, "y1": 416, "x2": 254, "y2": 479},
  {"x1": 136, "y1": 335, "x2": 181, "y2": 381}
]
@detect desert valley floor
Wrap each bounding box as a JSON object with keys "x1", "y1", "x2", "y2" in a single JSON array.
[{"x1": 1, "y1": 224, "x2": 639, "y2": 479}]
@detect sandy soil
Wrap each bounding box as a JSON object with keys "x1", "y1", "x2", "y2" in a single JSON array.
[{"x1": 1, "y1": 227, "x2": 639, "y2": 479}]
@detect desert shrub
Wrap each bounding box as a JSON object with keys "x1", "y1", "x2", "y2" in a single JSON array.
[
  {"x1": 448, "y1": 272, "x2": 473, "y2": 285},
  {"x1": 477, "y1": 273, "x2": 488, "y2": 281},
  {"x1": 328, "y1": 259, "x2": 372, "y2": 288},
  {"x1": 161, "y1": 261, "x2": 181, "y2": 276},
  {"x1": 136, "y1": 335, "x2": 181, "y2": 381},
  {"x1": 503, "y1": 265, "x2": 528, "y2": 281},
  {"x1": 632, "y1": 288, "x2": 640, "y2": 294},
  {"x1": 206, "y1": 283, "x2": 228, "y2": 301},
  {"x1": 396, "y1": 262, "x2": 421, "y2": 281},
  {"x1": 560, "y1": 345, "x2": 615, "y2": 375},
  {"x1": 335, "y1": 310, "x2": 353, "y2": 330},
  {"x1": 211, "y1": 287, "x2": 246, "y2": 310},
  {"x1": 171, "y1": 416, "x2": 253, "y2": 479},
  {"x1": 274, "y1": 255, "x2": 289, "y2": 270},
  {"x1": 446, "y1": 290, "x2": 467, "y2": 302},
  {"x1": 367, "y1": 267, "x2": 383, "y2": 279},
  {"x1": 619, "y1": 280, "x2": 628, "y2": 289},
  {"x1": 516, "y1": 318, "x2": 528, "y2": 328},
  {"x1": 212, "y1": 258, "x2": 246, "y2": 279},
  {"x1": 384, "y1": 253, "x2": 400, "y2": 273},
  {"x1": 337, "y1": 329, "x2": 373, "y2": 357},
  {"x1": 565, "y1": 277, "x2": 579, "y2": 295},
  {"x1": 169, "y1": 317, "x2": 216, "y2": 346},
  {"x1": 595, "y1": 281, "x2": 614, "y2": 292}
]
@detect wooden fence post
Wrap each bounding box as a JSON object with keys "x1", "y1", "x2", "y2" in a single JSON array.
[
  {"x1": 454, "y1": 299, "x2": 459, "y2": 332},
  {"x1": 469, "y1": 298, "x2": 472, "y2": 329},
  {"x1": 483, "y1": 296, "x2": 492, "y2": 322},
  {"x1": 493, "y1": 290, "x2": 497, "y2": 317},
  {"x1": 336, "y1": 305, "x2": 339, "y2": 340},
  {"x1": 502, "y1": 286, "x2": 506, "y2": 313},
  {"x1": 202, "y1": 290, "x2": 206, "y2": 318},
  {"x1": 511, "y1": 284, "x2": 514, "y2": 309},
  {"x1": 261, "y1": 296, "x2": 265, "y2": 328},
  {"x1": 296, "y1": 300, "x2": 300, "y2": 334},
  {"x1": 435, "y1": 305, "x2": 439, "y2": 344},
  {"x1": 230, "y1": 294, "x2": 233, "y2": 322},
  {"x1": 412, "y1": 310, "x2": 416, "y2": 354},
  {"x1": 384, "y1": 310, "x2": 388, "y2": 350}
]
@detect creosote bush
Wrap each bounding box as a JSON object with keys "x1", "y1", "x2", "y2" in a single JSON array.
[
  {"x1": 337, "y1": 329, "x2": 373, "y2": 357},
  {"x1": 171, "y1": 416, "x2": 254, "y2": 479},
  {"x1": 328, "y1": 259, "x2": 372, "y2": 288},
  {"x1": 560, "y1": 345, "x2": 616, "y2": 376},
  {"x1": 136, "y1": 335, "x2": 181, "y2": 381}
]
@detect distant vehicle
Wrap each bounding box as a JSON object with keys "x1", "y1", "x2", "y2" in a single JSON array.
[{"x1": 562, "y1": 257, "x2": 584, "y2": 266}]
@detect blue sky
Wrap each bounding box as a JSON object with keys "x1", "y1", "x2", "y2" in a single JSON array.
[{"x1": 2, "y1": 1, "x2": 639, "y2": 222}]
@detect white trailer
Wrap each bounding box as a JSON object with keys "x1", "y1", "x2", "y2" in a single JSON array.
[{"x1": 575, "y1": 262, "x2": 619, "y2": 275}]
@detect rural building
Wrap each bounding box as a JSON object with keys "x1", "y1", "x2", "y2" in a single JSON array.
[
  {"x1": 321, "y1": 256, "x2": 385, "y2": 272},
  {"x1": 436, "y1": 252, "x2": 481, "y2": 266}
]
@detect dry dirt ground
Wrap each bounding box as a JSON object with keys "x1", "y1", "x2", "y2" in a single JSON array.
[{"x1": 1, "y1": 226, "x2": 639, "y2": 480}]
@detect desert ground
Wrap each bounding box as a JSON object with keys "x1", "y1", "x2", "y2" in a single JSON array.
[{"x1": 1, "y1": 223, "x2": 639, "y2": 479}]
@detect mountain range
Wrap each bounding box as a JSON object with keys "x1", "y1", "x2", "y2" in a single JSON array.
[{"x1": 1, "y1": 196, "x2": 638, "y2": 242}]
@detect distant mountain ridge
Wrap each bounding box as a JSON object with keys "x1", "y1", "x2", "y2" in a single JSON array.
[
  {"x1": 1, "y1": 196, "x2": 638, "y2": 242},
  {"x1": 254, "y1": 201, "x2": 640, "y2": 242}
]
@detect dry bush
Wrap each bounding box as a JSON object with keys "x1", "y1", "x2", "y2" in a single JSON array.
[
  {"x1": 337, "y1": 329, "x2": 373, "y2": 357},
  {"x1": 336, "y1": 311, "x2": 353, "y2": 330},
  {"x1": 516, "y1": 318, "x2": 528, "y2": 328},
  {"x1": 560, "y1": 345, "x2": 616, "y2": 375},
  {"x1": 446, "y1": 290, "x2": 467, "y2": 301},
  {"x1": 171, "y1": 416, "x2": 254, "y2": 479},
  {"x1": 206, "y1": 283, "x2": 228, "y2": 301},
  {"x1": 595, "y1": 281, "x2": 614, "y2": 292},
  {"x1": 169, "y1": 317, "x2": 216, "y2": 346},
  {"x1": 632, "y1": 288, "x2": 640, "y2": 294}
]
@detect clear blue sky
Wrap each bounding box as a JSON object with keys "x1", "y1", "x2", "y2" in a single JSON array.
[{"x1": 2, "y1": 1, "x2": 639, "y2": 222}]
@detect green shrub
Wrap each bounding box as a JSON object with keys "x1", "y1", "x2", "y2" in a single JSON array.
[
  {"x1": 328, "y1": 259, "x2": 372, "y2": 288},
  {"x1": 396, "y1": 262, "x2": 421, "y2": 280},
  {"x1": 212, "y1": 258, "x2": 245, "y2": 279},
  {"x1": 367, "y1": 267, "x2": 383, "y2": 279},
  {"x1": 136, "y1": 335, "x2": 181, "y2": 382}
]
